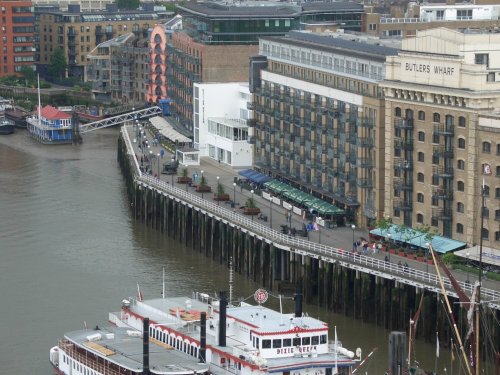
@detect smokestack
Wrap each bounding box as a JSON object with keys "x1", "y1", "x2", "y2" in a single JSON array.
[
  {"x1": 143, "y1": 318, "x2": 150, "y2": 375},
  {"x1": 218, "y1": 292, "x2": 227, "y2": 347},
  {"x1": 294, "y1": 285, "x2": 303, "y2": 318},
  {"x1": 199, "y1": 312, "x2": 206, "y2": 363}
]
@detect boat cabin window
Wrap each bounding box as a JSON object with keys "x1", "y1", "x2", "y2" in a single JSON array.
[
  {"x1": 293, "y1": 337, "x2": 301, "y2": 346},
  {"x1": 262, "y1": 339, "x2": 272, "y2": 349},
  {"x1": 320, "y1": 334, "x2": 327, "y2": 344},
  {"x1": 256, "y1": 338, "x2": 259, "y2": 348},
  {"x1": 283, "y1": 338, "x2": 292, "y2": 347},
  {"x1": 273, "y1": 339, "x2": 282, "y2": 348},
  {"x1": 311, "y1": 336, "x2": 319, "y2": 345},
  {"x1": 302, "y1": 337, "x2": 311, "y2": 345}
]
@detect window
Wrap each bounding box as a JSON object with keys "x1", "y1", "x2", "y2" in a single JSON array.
[
  {"x1": 432, "y1": 133, "x2": 440, "y2": 144},
  {"x1": 273, "y1": 339, "x2": 282, "y2": 348},
  {"x1": 487, "y1": 72, "x2": 496, "y2": 82},
  {"x1": 432, "y1": 175, "x2": 439, "y2": 186},
  {"x1": 417, "y1": 172, "x2": 424, "y2": 182},
  {"x1": 496, "y1": 209, "x2": 500, "y2": 220},
  {"x1": 458, "y1": 138, "x2": 466, "y2": 149},
  {"x1": 394, "y1": 209, "x2": 400, "y2": 217},
  {"x1": 457, "y1": 202, "x2": 464, "y2": 213},
  {"x1": 293, "y1": 337, "x2": 300, "y2": 346},
  {"x1": 433, "y1": 113, "x2": 440, "y2": 123},
  {"x1": 416, "y1": 213, "x2": 423, "y2": 223},
  {"x1": 457, "y1": 181, "x2": 465, "y2": 192},
  {"x1": 484, "y1": 185, "x2": 490, "y2": 196},
  {"x1": 482, "y1": 207, "x2": 489, "y2": 219},
  {"x1": 417, "y1": 193, "x2": 424, "y2": 203},
  {"x1": 395, "y1": 107, "x2": 401, "y2": 117},
  {"x1": 311, "y1": 336, "x2": 319, "y2": 345},
  {"x1": 483, "y1": 142, "x2": 491, "y2": 153},
  {"x1": 475, "y1": 53, "x2": 489, "y2": 67},
  {"x1": 456, "y1": 223, "x2": 464, "y2": 234},
  {"x1": 302, "y1": 337, "x2": 311, "y2": 346},
  {"x1": 482, "y1": 228, "x2": 489, "y2": 240},
  {"x1": 262, "y1": 340, "x2": 271, "y2": 349},
  {"x1": 320, "y1": 335, "x2": 327, "y2": 344},
  {"x1": 418, "y1": 152, "x2": 424, "y2": 162},
  {"x1": 283, "y1": 338, "x2": 292, "y2": 347},
  {"x1": 458, "y1": 116, "x2": 466, "y2": 127},
  {"x1": 496, "y1": 187, "x2": 500, "y2": 198},
  {"x1": 418, "y1": 131, "x2": 425, "y2": 142},
  {"x1": 496, "y1": 231, "x2": 500, "y2": 241},
  {"x1": 418, "y1": 111, "x2": 425, "y2": 121},
  {"x1": 457, "y1": 159, "x2": 465, "y2": 170},
  {"x1": 497, "y1": 144, "x2": 500, "y2": 155},
  {"x1": 496, "y1": 166, "x2": 500, "y2": 176},
  {"x1": 431, "y1": 217, "x2": 438, "y2": 227},
  {"x1": 432, "y1": 155, "x2": 439, "y2": 165}
]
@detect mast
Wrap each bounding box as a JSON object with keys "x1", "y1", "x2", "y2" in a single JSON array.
[
  {"x1": 37, "y1": 74, "x2": 41, "y2": 126},
  {"x1": 476, "y1": 174, "x2": 487, "y2": 375}
]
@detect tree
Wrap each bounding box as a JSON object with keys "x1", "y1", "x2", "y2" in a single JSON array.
[
  {"x1": 116, "y1": 0, "x2": 140, "y2": 10},
  {"x1": 48, "y1": 48, "x2": 67, "y2": 80},
  {"x1": 19, "y1": 66, "x2": 35, "y2": 83},
  {"x1": 217, "y1": 180, "x2": 225, "y2": 196},
  {"x1": 375, "y1": 217, "x2": 392, "y2": 238}
]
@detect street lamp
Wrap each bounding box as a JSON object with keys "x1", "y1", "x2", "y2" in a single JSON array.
[
  {"x1": 466, "y1": 252, "x2": 470, "y2": 284},
  {"x1": 251, "y1": 189, "x2": 254, "y2": 221},
  {"x1": 201, "y1": 170, "x2": 204, "y2": 198},
  {"x1": 171, "y1": 157, "x2": 175, "y2": 185},
  {"x1": 387, "y1": 233, "x2": 392, "y2": 261},
  {"x1": 425, "y1": 242, "x2": 430, "y2": 273},
  {"x1": 216, "y1": 176, "x2": 220, "y2": 205},
  {"x1": 157, "y1": 152, "x2": 160, "y2": 177},
  {"x1": 269, "y1": 194, "x2": 273, "y2": 230},
  {"x1": 351, "y1": 224, "x2": 356, "y2": 251},
  {"x1": 317, "y1": 216, "x2": 322, "y2": 244},
  {"x1": 232, "y1": 182, "x2": 236, "y2": 208}
]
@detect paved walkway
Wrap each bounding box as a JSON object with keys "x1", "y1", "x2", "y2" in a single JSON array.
[{"x1": 128, "y1": 125, "x2": 500, "y2": 293}]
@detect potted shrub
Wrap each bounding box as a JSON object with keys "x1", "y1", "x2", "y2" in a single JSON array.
[
  {"x1": 416, "y1": 252, "x2": 425, "y2": 262},
  {"x1": 177, "y1": 168, "x2": 192, "y2": 184},
  {"x1": 243, "y1": 196, "x2": 260, "y2": 216},
  {"x1": 195, "y1": 174, "x2": 211, "y2": 193},
  {"x1": 214, "y1": 181, "x2": 230, "y2": 201}
]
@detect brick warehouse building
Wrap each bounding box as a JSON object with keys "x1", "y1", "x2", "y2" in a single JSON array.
[{"x1": 0, "y1": 1, "x2": 35, "y2": 76}]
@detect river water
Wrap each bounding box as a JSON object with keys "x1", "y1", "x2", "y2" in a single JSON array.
[{"x1": 0, "y1": 129, "x2": 453, "y2": 375}]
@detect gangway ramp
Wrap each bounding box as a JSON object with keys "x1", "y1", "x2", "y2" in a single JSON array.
[{"x1": 79, "y1": 106, "x2": 162, "y2": 134}]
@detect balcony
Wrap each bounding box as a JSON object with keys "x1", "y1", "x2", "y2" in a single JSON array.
[
  {"x1": 247, "y1": 136, "x2": 256, "y2": 144},
  {"x1": 432, "y1": 187, "x2": 454, "y2": 200},
  {"x1": 394, "y1": 118, "x2": 414, "y2": 130},
  {"x1": 67, "y1": 29, "x2": 77, "y2": 37},
  {"x1": 246, "y1": 118, "x2": 257, "y2": 127},
  {"x1": 432, "y1": 166, "x2": 454, "y2": 179},
  {"x1": 359, "y1": 118, "x2": 375, "y2": 128},
  {"x1": 433, "y1": 146, "x2": 454, "y2": 158},
  {"x1": 432, "y1": 208, "x2": 453, "y2": 221},
  {"x1": 357, "y1": 157, "x2": 374, "y2": 168},
  {"x1": 394, "y1": 199, "x2": 413, "y2": 211},
  {"x1": 247, "y1": 102, "x2": 255, "y2": 111},
  {"x1": 394, "y1": 178, "x2": 413, "y2": 191},
  {"x1": 433, "y1": 123, "x2": 454, "y2": 136},
  {"x1": 346, "y1": 132, "x2": 357, "y2": 144},
  {"x1": 357, "y1": 178, "x2": 373, "y2": 188},
  {"x1": 357, "y1": 137, "x2": 374, "y2": 148},
  {"x1": 394, "y1": 159, "x2": 412, "y2": 170},
  {"x1": 394, "y1": 139, "x2": 414, "y2": 151}
]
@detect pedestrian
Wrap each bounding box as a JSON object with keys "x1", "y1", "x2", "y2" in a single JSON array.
[
  {"x1": 372, "y1": 243, "x2": 377, "y2": 255},
  {"x1": 352, "y1": 241, "x2": 358, "y2": 253},
  {"x1": 363, "y1": 242, "x2": 368, "y2": 255},
  {"x1": 404, "y1": 262, "x2": 409, "y2": 273},
  {"x1": 384, "y1": 255, "x2": 389, "y2": 263},
  {"x1": 398, "y1": 261, "x2": 402, "y2": 272}
]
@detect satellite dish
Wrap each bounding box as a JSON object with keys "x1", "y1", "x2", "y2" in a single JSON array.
[{"x1": 356, "y1": 347, "x2": 362, "y2": 358}]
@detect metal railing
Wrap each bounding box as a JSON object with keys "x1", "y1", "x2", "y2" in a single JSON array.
[{"x1": 121, "y1": 127, "x2": 500, "y2": 309}]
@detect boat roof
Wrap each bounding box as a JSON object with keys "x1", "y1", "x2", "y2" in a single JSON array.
[{"x1": 64, "y1": 325, "x2": 209, "y2": 374}]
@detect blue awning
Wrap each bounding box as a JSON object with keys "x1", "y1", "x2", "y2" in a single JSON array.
[
  {"x1": 369, "y1": 225, "x2": 466, "y2": 254},
  {"x1": 238, "y1": 169, "x2": 271, "y2": 185}
]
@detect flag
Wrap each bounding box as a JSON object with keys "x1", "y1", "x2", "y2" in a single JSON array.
[
  {"x1": 137, "y1": 282, "x2": 143, "y2": 302},
  {"x1": 436, "y1": 333, "x2": 440, "y2": 358},
  {"x1": 483, "y1": 163, "x2": 492, "y2": 175}
]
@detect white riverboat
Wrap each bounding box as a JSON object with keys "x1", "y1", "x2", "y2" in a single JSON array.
[{"x1": 107, "y1": 289, "x2": 360, "y2": 375}]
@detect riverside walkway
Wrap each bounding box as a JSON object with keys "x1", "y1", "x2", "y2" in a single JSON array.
[{"x1": 122, "y1": 125, "x2": 500, "y2": 310}]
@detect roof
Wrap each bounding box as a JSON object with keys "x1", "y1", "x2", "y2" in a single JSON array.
[
  {"x1": 149, "y1": 116, "x2": 191, "y2": 143},
  {"x1": 238, "y1": 169, "x2": 272, "y2": 185},
  {"x1": 369, "y1": 225, "x2": 467, "y2": 254},
  {"x1": 454, "y1": 246, "x2": 500, "y2": 268},
  {"x1": 40, "y1": 105, "x2": 71, "y2": 120},
  {"x1": 65, "y1": 325, "x2": 209, "y2": 374},
  {"x1": 301, "y1": 2, "x2": 363, "y2": 13},
  {"x1": 177, "y1": 2, "x2": 298, "y2": 18}
]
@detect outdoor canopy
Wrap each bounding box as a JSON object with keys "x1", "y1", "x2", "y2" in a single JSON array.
[
  {"x1": 238, "y1": 169, "x2": 272, "y2": 185},
  {"x1": 369, "y1": 224, "x2": 466, "y2": 254}
]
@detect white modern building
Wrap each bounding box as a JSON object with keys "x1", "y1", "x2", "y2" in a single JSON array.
[
  {"x1": 193, "y1": 82, "x2": 253, "y2": 167},
  {"x1": 419, "y1": 3, "x2": 500, "y2": 22}
]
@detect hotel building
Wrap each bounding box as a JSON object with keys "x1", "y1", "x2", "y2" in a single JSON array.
[
  {"x1": 0, "y1": 1, "x2": 35, "y2": 76},
  {"x1": 248, "y1": 31, "x2": 399, "y2": 226},
  {"x1": 381, "y1": 28, "x2": 500, "y2": 247}
]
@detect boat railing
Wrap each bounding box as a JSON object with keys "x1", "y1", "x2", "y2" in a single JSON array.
[{"x1": 121, "y1": 127, "x2": 500, "y2": 310}]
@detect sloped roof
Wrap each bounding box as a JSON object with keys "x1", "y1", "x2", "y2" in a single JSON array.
[{"x1": 40, "y1": 105, "x2": 71, "y2": 120}]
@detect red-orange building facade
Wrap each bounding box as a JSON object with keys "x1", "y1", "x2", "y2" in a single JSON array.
[{"x1": 0, "y1": 0, "x2": 34, "y2": 76}]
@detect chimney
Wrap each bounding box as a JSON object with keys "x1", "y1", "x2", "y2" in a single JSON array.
[
  {"x1": 218, "y1": 292, "x2": 227, "y2": 347},
  {"x1": 143, "y1": 318, "x2": 150, "y2": 375},
  {"x1": 294, "y1": 285, "x2": 303, "y2": 318},
  {"x1": 199, "y1": 312, "x2": 206, "y2": 362}
]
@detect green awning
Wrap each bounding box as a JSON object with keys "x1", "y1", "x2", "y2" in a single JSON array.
[{"x1": 263, "y1": 180, "x2": 290, "y2": 194}]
